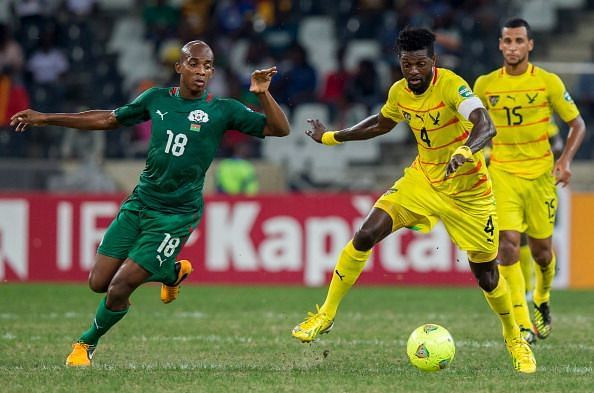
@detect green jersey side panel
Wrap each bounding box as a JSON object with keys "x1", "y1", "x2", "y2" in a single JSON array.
[{"x1": 114, "y1": 87, "x2": 267, "y2": 213}]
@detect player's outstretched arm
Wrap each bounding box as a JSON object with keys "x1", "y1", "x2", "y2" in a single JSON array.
[
  {"x1": 10, "y1": 109, "x2": 119, "y2": 132},
  {"x1": 445, "y1": 107, "x2": 495, "y2": 178},
  {"x1": 305, "y1": 113, "x2": 397, "y2": 145},
  {"x1": 250, "y1": 66, "x2": 290, "y2": 137},
  {"x1": 554, "y1": 115, "x2": 586, "y2": 187}
]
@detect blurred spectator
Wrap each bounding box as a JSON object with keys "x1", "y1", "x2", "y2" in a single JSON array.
[
  {"x1": 275, "y1": 43, "x2": 317, "y2": 108},
  {"x1": 0, "y1": 23, "x2": 24, "y2": 79},
  {"x1": 0, "y1": 72, "x2": 29, "y2": 126},
  {"x1": 215, "y1": 141, "x2": 259, "y2": 195},
  {"x1": 142, "y1": 0, "x2": 181, "y2": 50},
  {"x1": 319, "y1": 46, "x2": 351, "y2": 121},
  {"x1": 345, "y1": 58, "x2": 383, "y2": 111},
  {"x1": 213, "y1": 0, "x2": 256, "y2": 38},
  {"x1": 432, "y1": 11, "x2": 462, "y2": 70},
  {"x1": 179, "y1": 0, "x2": 213, "y2": 41},
  {"x1": 26, "y1": 33, "x2": 68, "y2": 111}
]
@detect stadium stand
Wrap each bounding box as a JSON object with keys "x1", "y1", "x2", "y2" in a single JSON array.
[{"x1": 0, "y1": 0, "x2": 592, "y2": 192}]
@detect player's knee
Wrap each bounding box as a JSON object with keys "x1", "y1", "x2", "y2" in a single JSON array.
[
  {"x1": 477, "y1": 271, "x2": 498, "y2": 292},
  {"x1": 499, "y1": 237, "x2": 519, "y2": 264},
  {"x1": 469, "y1": 260, "x2": 498, "y2": 292},
  {"x1": 532, "y1": 248, "x2": 552, "y2": 266},
  {"x1": 353, "y1": 228, "x2": 378, "y2": 251},
  {"x1": 88, "y1": 273, "x2": 108, "y2": 293},
  {"x1": 106, "y1": 282, "x2": 132, "y2": 310}
]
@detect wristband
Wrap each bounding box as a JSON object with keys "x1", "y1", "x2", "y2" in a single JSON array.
[
  {"x1": 321, "y1": 131, "x2": 342, "y2": 146},
  {"x1": 453, "y1": 145, "x2": 473, "y2": 160}
]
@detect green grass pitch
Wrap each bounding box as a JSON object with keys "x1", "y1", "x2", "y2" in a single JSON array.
[{"x1": 0, "y1": 284, "x2": 592, "y2": 392}]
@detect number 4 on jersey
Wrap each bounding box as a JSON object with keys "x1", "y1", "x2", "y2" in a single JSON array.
[
  {"x1": 420, "y1": 127, "x2": 431, "y2": 147},
  {"x1": 483, "y1": 215, "x2": 495, "y2": 236}
]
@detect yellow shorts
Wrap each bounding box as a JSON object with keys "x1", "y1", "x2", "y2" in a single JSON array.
[
  {"x1": 489, "y1": 167, "x2": 556, "y2": 239},
  {"x1": 374, "y1": 166, "x2": 498, "y2": 263}
]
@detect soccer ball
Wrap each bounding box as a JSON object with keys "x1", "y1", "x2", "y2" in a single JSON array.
[{"x1": 406, "y1": 323, "x2": 455, "y2": 371}]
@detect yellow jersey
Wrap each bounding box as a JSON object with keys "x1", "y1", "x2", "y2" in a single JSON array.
[
  {"x1": 381, "y1": 67, "x2": 490, "y2": 198},
  {"x1": 474, "y1": 64, "x2": 579, "y2": 179}
]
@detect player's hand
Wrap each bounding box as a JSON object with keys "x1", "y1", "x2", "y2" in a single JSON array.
[
  {"x1": 249, "y1": 66, "x2": 278, "y2": 94},
  {"x1": 10, "y1": 109, "x2": 47, "y2": 132},
  {"x1": 305, "y1": 119, "x2": 326, "y2": 143},
  {"x1": 445, "y1": 154, "x2": 473, "y2": 179},
  {"x1": 553, "y1": 158, "x2": 571, "y2": 187}
]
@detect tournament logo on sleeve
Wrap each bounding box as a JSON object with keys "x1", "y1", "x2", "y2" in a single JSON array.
[
  {"x1": 458, "y1": 85, "x2": 474, "y2": 98},
  {"x1": 563, "y1": 91, "x2": 574, "y2": 103}
]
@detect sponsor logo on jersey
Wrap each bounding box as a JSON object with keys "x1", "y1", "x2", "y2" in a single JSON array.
[
  {"x1": 458, "y1": 85, "x2": 474, "y2": 98},
  {"x1": 402, "y1": 111, "x2": 411, "y2": 121},
  {"x1": 155, "y1": 110, "x2": 168, "y2": 120},
  {"x1": 188, "y1": 109, "x2": 209, "y2": 123},
  {"x1": 488, "y1": 95, "x2": 500, "y2": 106}
]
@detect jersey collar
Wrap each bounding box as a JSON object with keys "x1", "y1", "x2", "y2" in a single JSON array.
[
  {"x1": 499, "y1": 63, "x2": 535, "y2": 77},
  {"x1": 169, "y1": 87, "x2": 212, "y2": 101}
]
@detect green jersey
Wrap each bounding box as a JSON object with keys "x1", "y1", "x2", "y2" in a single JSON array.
[{"x1": 114, "y1": 87, "x2": 266, "y2": 213}]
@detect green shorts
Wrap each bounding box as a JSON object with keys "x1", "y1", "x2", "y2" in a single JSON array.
[{"x1": 98, "y1": 196, "x2": 201, "y2": 284}]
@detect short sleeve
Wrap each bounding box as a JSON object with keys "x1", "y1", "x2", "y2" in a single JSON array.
[
  {"x1": 545, "y1": 72, "x2": 580, "y2": 123},
  {"x1": 114, "y1": 87, "x2": 157, "y2": 126},
  {"x1": 380, "y1": 83, "x2": 404, "y2": 123},
  {"x1": 444, "y1": 74, "x2": 484, "y2": 120},
  {"x1": 224, "y1": 99, "x2": 267, "y2": 138},
  {"x1": 473, "y1": 75, "x2": 488, "y2": 106}
]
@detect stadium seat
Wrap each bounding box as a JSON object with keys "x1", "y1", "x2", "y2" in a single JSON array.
[
  {"x1": 344, "y1": 40, "x2": 381, "y2": 72},
  {"x1": 297, "y1": 16, "x2": 335, "y2": 49},
  {"x1": 107, "y1": 17, "x2": 145, "y2": 54},
  {"x1": 99, "y1": 0, "x2": 136, "y2": 11}
]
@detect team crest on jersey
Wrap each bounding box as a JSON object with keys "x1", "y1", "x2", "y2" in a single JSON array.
[
  {"x1": 563, "y1": 91, "x2": 574, "y2": 103},
  {"x1": 188, "y1": 109, "x2": 209, "y2": 123},
  {"x1": 402, "y1": 111, "x2": 411, "y2": 121},
  {"x1": 458, "y1": 85, "x2": 474, "y2": 98},
  {"x1": 488, "y1": 95, "x2": 500, "y2": 106}
]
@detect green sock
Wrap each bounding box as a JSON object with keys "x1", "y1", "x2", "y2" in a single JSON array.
[{"x1": 79, "y1": 297, "x2": 129, "y2": 345}]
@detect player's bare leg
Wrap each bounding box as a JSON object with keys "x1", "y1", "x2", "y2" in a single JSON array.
[
  {"x1": 88, "y1": 254, "x2": 125, "y2": 293},
  {"x1": 292, "y1": 208, "x2": 392, "y2": 342}
]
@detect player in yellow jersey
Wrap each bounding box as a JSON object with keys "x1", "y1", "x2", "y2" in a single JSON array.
[
  {"x1": 474, "y1": 18, "x2": 586, "y2": 344},
  {"x1": 519, "y1": 122, "x2": 563, "y2": 307},
  {"x1": 291, "y1": 27, "x2": 535, "y2": 373}
]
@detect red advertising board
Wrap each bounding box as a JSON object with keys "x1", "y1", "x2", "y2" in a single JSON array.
[{"x1": 0, "y1": 193, "x2": 480, "y2": 286}]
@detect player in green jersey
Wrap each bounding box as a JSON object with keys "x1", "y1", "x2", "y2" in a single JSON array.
[{"x1": 11, "y1": 40, "x2": 290, "y2": 367}]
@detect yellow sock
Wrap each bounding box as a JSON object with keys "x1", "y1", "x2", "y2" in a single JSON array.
[
  {"x1": 498, "y1": 263, "x2": 532, "y2": 330},
  {"x1": 482, "y1": 276, "x2": 520, "y2": 339},
  {"x1": 534, "y1": 253, "x2": 556, "y2": 305},
  {"x1": 519, "y1": 244, "x2": 534, "y2": 293},
  {"x1": 320, "y1": 241, "x2": 370, "y2": 319}
]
